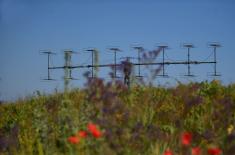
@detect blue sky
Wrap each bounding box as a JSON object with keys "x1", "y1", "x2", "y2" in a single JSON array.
[{"x1": 0, "y1": 0, "x2": 235, "y2": 101}]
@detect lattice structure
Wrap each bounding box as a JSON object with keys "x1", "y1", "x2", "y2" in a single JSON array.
[{"x1": 41, "y1": 42, "x2": 221, "y2": 89}]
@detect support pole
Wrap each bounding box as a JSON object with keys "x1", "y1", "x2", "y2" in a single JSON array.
[
  {"x1": 183, "y1": 44, "x2": 194, "y2": 76},
  {"x1": 158, "y1": 45, "x2": 168, "y2": 77},
  {"x1": 114, "y1": 51, "x2": 117, "y2": 78},
  {"x1": 64, "y1": 51, "x2": 72, "y2": 92},
  {"x1": 138, "y1": 50, "x2": 141, "y2": 77},
  {"x1": 109, "y1": 47, "x2": 121, "y2": 79},
  {"x1": 209, "y1": 43, "x2": 220, "y2": 76},
  {"x1": 85, "y1": 49, "x2": 96, "y2": 78},
  {"x1": 187, "y1": 47, "x2": 190, "y2": 76},
  {"x1": 92, "y1": 50, "x2": 94, "y2": 78},
  {"x1": 41, "y1": 51, "x2": 55, "y2": 80},
  {"x1": 133, "y1": 46, "x2": 143, "y2": 78},
  {"x1": 214, "y1": 46, "x2": 217, "y2": 76},
  {"x1": 163, "y1": 47, "x2": 165, "y2": 76},
  {"x1": 47, "y1": 53, "x2": 50, "y2": 80}
]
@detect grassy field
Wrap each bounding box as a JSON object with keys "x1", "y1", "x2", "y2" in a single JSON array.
[{"x1": 0, "y1": 79, "x2": 235, "y2": 155}]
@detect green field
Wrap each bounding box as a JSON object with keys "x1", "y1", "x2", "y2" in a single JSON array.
[{"x1": 0, "y1": 80, "x2": 235, "y2": 155}]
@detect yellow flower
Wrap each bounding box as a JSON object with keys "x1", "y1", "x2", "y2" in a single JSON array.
[
  {"x1": 227, "y1": 124, "x2": 234, "y2": 135},
  {"x1": 116, "y1": 113, "x2": 123, "y2": 121}
]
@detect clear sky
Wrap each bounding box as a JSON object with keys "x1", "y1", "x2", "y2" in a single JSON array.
[{"x1": 0, "y1": 0, "x2": 235, "y2": 101}]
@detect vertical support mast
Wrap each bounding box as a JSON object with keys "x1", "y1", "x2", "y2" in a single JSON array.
[
  {"x1": 213, "y1": 46, "x2": 216, "y2": 75},
  {"x1": 64, "y1": 50, "x2": 72, "y2": 92},
  {"x1": 114, "y1": 50, "x2": 117, "y2": 78},
  {"x1": 85, "y1": 49, "x2": 96, "y2": 78},
  {"x1": 133, "y1": 46, "x2": 144, "y2": 77},
  {"x1": 183, "y1": 44, "x2": 194, "y2": 76},
  {"x1": 47, "y1": 53, "x2": 50, "y2": 80},
  {"x1": 158, "y1": 45, "x2": 168, "y2": 77},
  {"x1": 92, "y1": 49, "x2": 94, "y2": 78},
  {"x1": 163, "y1": 47, "x2": 165, "y2": 76},
  {"x1": 41, "y1": 50, "x2": 55, "y2": 80},
  {"x1": 215, "y1": 47, "x2": 217, "y2": 75},
  {"x1": 138, "y1": 50, "x2": 140, "y2": 76},
  {"x1": 188, "y1": 47, "x2": 190, "y2": 76},
  {"x1": 209, "y1": 43, "x2": 221, "y2": 76},
  {"x1": 109, "y1": 47, "x2": 121, "y2": 79}
]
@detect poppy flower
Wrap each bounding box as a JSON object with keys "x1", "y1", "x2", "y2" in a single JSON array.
[
  {"x1": 92, "y1": 129, "x2": 102, "y2": 138},
  {"x1": 87, "y1": 122, "x2": 102, "y2": 138},
  {"x1": 181, "y1": 132, "x2": 192, "y2": 146},
  {"x1": 192, "y1": 147, "x2": 201, "y2": 155},
  {"x1": 207, "y1": 147, "x2": 222, "y2": 155},
  {"x1": 78, "y1": 130, "x2": 87, "y2": 138},
  {"x1": 87, "y1": 122, "x2": 98, "y2": 133},
  {"x1": 163, "y1": 149, "x2": 173, "y2": 155},
  {"x1": 68, "y1": 136, "x2": 79, "y2": 144}
]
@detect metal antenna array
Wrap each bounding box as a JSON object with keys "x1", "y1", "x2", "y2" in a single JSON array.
[
  {"x1": 41, "y1": 42, "x2": 221, "y2": 89},
  {"x1": 209, "y1": 43, "x2": 221, "y2": 76},
  {"x1": 41, "y1": 51, "x2": 56, "y2": 80},
  {"x1": 133, "y1": 46, "x2": 144, "y2": 78},
  {"x1": 64, "y1": 50, "x2": 75, "y2": 92},
  {"x1": 158, "y1": 45, "x2": 169, "y2": 77},
  {"x1": 183, "y1": 43, "x2": 194, "y2": 76},
  {"x1": 85, "y1": 48, "x2": 96, "y2": 78},
  {"x1": 108, "y1": 47, "x2": 121, "y2": 79}
]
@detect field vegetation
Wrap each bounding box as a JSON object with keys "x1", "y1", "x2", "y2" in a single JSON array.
[{"x1": 0, "y1": 79, "x2": 235, "y2": 155}]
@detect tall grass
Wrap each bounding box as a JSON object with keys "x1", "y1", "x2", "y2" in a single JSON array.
[{"x1": 0, "y1": 80, "x2": 235, "y2": 155}]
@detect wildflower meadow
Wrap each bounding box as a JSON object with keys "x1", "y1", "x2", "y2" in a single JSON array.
[{"x1": 0, "y1": 79, "x2": 235, "y2": 155}]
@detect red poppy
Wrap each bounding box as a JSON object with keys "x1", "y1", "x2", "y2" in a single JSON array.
[
  {"x1": 87, "y1": 122, "x2": 102, "y2": 138},
  {"x1": 87, "y1": 122, "x2": 98, "y2": 133},
  {"x1": 163, "y1": 149, "x2": 173, "y2": 155},
  {"x1": 181, "y1": 132, "x2": 192, "y2": 146},
  {"x1": 78, "y1": 130, "x2": 87, "y2": 138},
  {"x1": 92, "y1": 129, "x2": 102, "y2": 138},
  {"x1": 68, "y1": 136, "x2": 79, "y2": 144},
  {"x1": 192, "y1": 147, "x2": 201, "y2": 155},
  {"x1": 207, "y1": 147, "x2": 222, "y2": 155}
]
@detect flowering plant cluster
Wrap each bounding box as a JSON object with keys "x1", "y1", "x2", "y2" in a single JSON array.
[
  {"x1": 1, "y1": 80, "x2": 234, "y2": 154},
  {"x1": 67, "y1": 122, "x2": 102, "y2": 144},
  {"x1": 163, "y1": 132, "x2": 222, "y2": 155}
]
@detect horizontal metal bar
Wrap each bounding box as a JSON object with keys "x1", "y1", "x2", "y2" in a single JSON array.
[
  {"x1": 49, "y1": 66, "x2": 65, "y2": 69},
  {"x1": 135, "y1": 61, "x2": 216, "y2": 66},
  {"x1": 48, "y1": 61, "x2": 216, "y2": 70}
]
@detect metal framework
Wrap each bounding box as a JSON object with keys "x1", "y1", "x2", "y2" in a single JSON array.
[
  {"x1": 108, "y1": 47, "x2": 121, "y2": 79},
  {"x1": 41, "y1": 43, "x2": 221, "y2": 88}
]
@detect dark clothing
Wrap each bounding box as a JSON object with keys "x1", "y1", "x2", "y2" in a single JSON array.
[{"x1": 123, "y1": 61, "x2": 132, "y2": 86}]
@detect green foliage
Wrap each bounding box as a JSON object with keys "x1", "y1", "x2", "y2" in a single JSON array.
[{"x1": 0, "y1": 80, "x2": 235, "y2": 154}]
